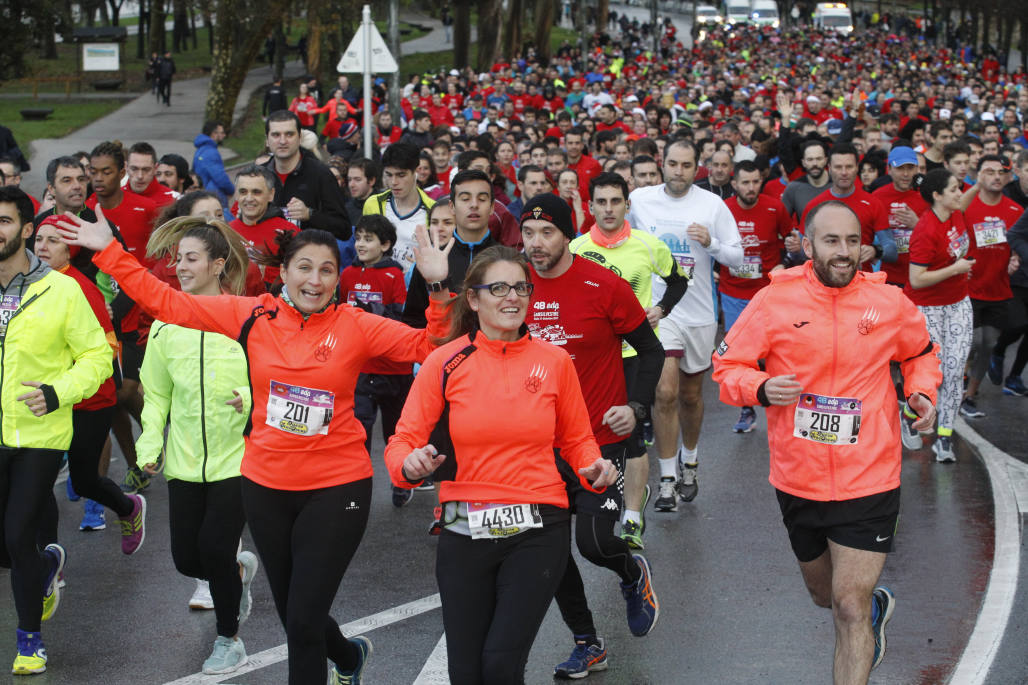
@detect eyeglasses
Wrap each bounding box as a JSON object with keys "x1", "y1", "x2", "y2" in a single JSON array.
[{"x1": 470, "y1": 281, "x2": 534, "y2": 297}]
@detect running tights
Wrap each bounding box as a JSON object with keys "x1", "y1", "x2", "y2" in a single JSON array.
[
  {"x1": 69, "y1": 407, "x2": 134, "y2": 517},
  {"x1": 168, "y1": 477, "x2": 246, "y2": 638},
  {"x1": 970, "y1": 326, "x2": 1001, "y2": 381},
  {"x1": 0, "y1": 448, "x2": 62, "y2": 633},
  {"x1": 993, "y1": 287, "x2": 1028, "y2": 378},
  {"x1": 554, "y1": 514, "x2": 643, "y2": 637},
  {"x1": 436, "y1": 522, "x2": 569, "y2": 685},
  {"x1": 241, "y1": 476, "x2": 371, "y2": 685},
  {"x1": 919, "y1": 298, "x2": 973, "y2": 432}
]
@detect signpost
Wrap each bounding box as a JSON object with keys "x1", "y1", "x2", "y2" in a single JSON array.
[{"x1": 337, "y1": 5, "x2": 399, "y2": 156}]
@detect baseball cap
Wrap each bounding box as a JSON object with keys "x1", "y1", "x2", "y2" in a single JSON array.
[
  {"x1": 826, "y1": 119, "x2": 843, "y2": 136},
  {"x1": 888, "y1": 146, "x2": 918, "y2": 167}
]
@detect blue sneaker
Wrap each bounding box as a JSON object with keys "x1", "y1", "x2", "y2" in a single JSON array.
[
  {"x1": 987, "y1": 354, "x2": 1004, "y2": 385},
  {"x1": 871, "y1": 586, "x2": 895, "y2": 669},
  {"x1": 331, "y1": 635, "x2": 372, "y2": 684},
  {"x1": 12, "y1": 629, "x2": 46, "y2": 675},
  {"x1": 733, "y1": 406, "x2": 757, "y2": 433},
  {"x1": 65, "y1": 477, "x2": 80, "y2": 502},
  {"x1": 79, "y1": 499, "x2": 106, "y2": 531},
  {"x1": 42, "y1": 544, "x2": 65, "y2": 622},
  {"x1": 553, "y1": 635, "x2": 607, "y2": 679},
  {"x1": 1003, "y1": 375, "x2": 1028, "y2": 396},
  {"x1": 620, "y1": 554, "x2": 659, "y2": 636},
  {"x1": 391, "y1": 486, "x2": 413, "y2": 508}
]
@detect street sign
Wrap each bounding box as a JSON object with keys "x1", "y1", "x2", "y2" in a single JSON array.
[{"x1": 337, "y1": 21, "x2": 398, "y2": 73}]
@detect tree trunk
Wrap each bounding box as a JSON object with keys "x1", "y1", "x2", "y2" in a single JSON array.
[
  {"x1": 149, "y1": 0, "x2": 165, "y2": 55},
  {"x1": 980, "y1": 7, "x2": 990, "y2": 53},
  {"x1": 502, "y1": 0, "x2": 523, "y2": 60},
  {"x1": 172, "y1": 0, "x2": 189, "y2": 52},
  {"x1": 533, "y1": 0, "x2": 554, "y2": 63},
  {"x1": 476, "y1": 0, "x2": 502, "y2": 71},
  {"x1": 453, "y1": 0, "x2": 471, "y2": 68},
  {"x1": 136, "y1": 0, "x2": 147, "y2": 57},
  {"x1": 650, "y1": 0, "x2": 658, "y2": 54},
  {"x1": 189, "y1": 4, "x2": 197, "y2": 49},
  {"x1": 273, "y1": 25, "x2": 286, "y2": 80},
  {"x1": 1000, "y1": 7, "x2": 1014, "y2": 58},
  {"x1": 1022, "y1": 17, "x2": 1028, "y2": 72},
  {"x1": 106, "y1": 0, "x2": 123, "y2": 26},
  {"x1": 597, "y1": 0, "x2": 609, "y2": 32}
]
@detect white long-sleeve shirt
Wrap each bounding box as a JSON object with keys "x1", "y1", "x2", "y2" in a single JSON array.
[{"x1": 627, "y1": 183, "x2": 743, "y2": 327}]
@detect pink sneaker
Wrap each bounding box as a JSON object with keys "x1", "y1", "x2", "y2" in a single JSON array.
[{"x1": 119, "y1": 494, "x2": 146, "y2": 555}]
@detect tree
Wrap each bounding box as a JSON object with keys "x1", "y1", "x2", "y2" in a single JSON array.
[
  {"x1": 476, "y1": 0, "x2": 502, "y2": 72},
  {"x1": 533, "y1": 0, "x2": 554, "y2": 63},
  {"x1": 502, "y1": 0, "x2": 524, "y2": 60},
  {"x1": 453, "y1": 0, "x2": 470, "y2": 68}
]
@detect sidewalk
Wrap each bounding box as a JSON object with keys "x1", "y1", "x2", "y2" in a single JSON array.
[{"x1": 23, "y1": 9, "x2": 451, "y2": 197}]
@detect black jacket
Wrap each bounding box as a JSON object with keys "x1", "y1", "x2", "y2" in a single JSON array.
[
  {"x1": 261, "y1": 152, "x2": 351, "y2": 240},
  {"x1": 263, "y1": 83, "x2": 288, "y2": 116},
  {"x1": 402, "y1": 229, "x2": 497, "y2": 329}
]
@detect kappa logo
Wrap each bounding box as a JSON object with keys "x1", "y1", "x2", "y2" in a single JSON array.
[
  {"x1": 716, "y1": 340, "x2": 729, "y2": 356},
  {"x1": 314, "y1": 333, "x2": 338, "y2": 362},
  {"x1": 600, "y1": 498, "x2": 619, "y2": 511},
  {"x1": 524, "y1": 363, "x2": 548, "y2": 393},
  {"x1": 857, "y1": 306, "x2": 880, "y2": 335}
]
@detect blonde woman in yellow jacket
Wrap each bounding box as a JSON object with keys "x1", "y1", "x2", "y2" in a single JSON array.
[{"x1": 135, "y1": 217, "x2": 258, "y2": 676}]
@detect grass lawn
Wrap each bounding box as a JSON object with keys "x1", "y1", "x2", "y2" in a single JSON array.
[{"x1": 0, "y1": 98, "x2": 125, "y2": 142}]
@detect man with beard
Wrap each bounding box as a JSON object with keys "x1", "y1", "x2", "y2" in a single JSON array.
[
  {"x1": 155, "y1": 154, "x2": 192, "y2": 195},
  {"x1": 712, "y1": 201, "x2": 942, "y2": 685},
  {"x1": 782, "y1": 140, "x2": 831, "y2": 222}
]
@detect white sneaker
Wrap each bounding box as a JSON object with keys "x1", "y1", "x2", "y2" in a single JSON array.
[
  {"x1": 202, "y1": 635, "x2": 247, "y2": 675},
  {"x1": 237, "y1": 551, "x2": 259, "y2": 625},
  {"x1": 189, "y1": 579, "x2": 215, "y2": 610}
]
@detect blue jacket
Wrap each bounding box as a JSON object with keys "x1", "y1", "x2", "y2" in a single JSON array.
[{"x1": 192, "y1": 134, "x2": 234, "y2": 204}]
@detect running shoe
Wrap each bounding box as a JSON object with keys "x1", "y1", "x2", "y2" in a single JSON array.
[
  {"x1": 899, "y1": 406, "x2": 922, "y2": 450},
  {"x1": 677, "y1": 464, "x2": 698, "y2": 502},
  {"x1": 65, "y1": 476, "x2": 79, "y2": 502},
  {"x1": 189, "y1": 579, "x2": 215, "y2": 610},
  {"x1": 391, "y1": 486, "x2": 413, "y2": 508},
  {"x1": 641, "y1": 419, "x2": 654, "y2": 447},
  {"x1": 202, "y1": 635, "x2": 248, "y2": 675},
  {"x1": 415, "y1": 478, "x2": 435, "y2": 492},
  {"x1": 118, "y1": 494, "x2": 146, "y2": 555},
  {"x1": 620, "y1": 519, "x2": 644, "y2": 550},
  {"x1": 79, "y1": 499, "x2": 106, "y2": 531},
  {"x1": 120, "y1": 466, "x2": 151, "y2": 494},
  {"x1": 620, "y1": 554, "x2": 659, "y2": 636},
  {"x1": 932, "y1": 435, "x2": 956, "y2": 463},
  {"x1": 428, "y1": 506, "x2": 443, "y2": 536},
  {"x1": 1003, "y1": 375, "x2": 1028, "y2": 396},
  {"x1": 987, "y1": 354, "x2": 1004, "y2": 386},
  {"x1": 237, "y1": 551, "x2": 259, "y2": 625},
  {"x1": 12, "y1": 630, "x2": 46, "y2": 675},
  {"x1": 41, "y1": 544, "x2": 65, "y2": 622},
  {"x1": 654, "y1": 477, "x2": 677, "y2": 512},
  {"x1": 553, "y1": 635, "x2": 607, "y2": 679},
  {"x1": 959, "y1": 397, "x2": 986, "y2": 419},
  {"x1": 733, "y1": 406, "x2": 756, "y2": 433},
  {"x1": 871, "y1": 586, "x2": 895, "y2": 670},
  {"x1": 331, "y1": 635, "x2": 372, "y2": 685},
  {"x1": 639, "y1": 483, "x2": 650, "y2": 534}
]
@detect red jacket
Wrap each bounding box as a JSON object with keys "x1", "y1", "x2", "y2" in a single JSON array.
[
  {"x1": 712, "y1": 262, "x2": 941, "y2": 501},
  {"x1": 61, "y1": 265, "x2": 117, "y2": 411},
  {"x1": 93, "y1": 240, "x2": 449, "y2": 491}
]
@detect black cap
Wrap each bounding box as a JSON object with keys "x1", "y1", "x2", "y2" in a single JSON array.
[{"x1": 520, "y1": 194, "x2": 575, "y2": 240}]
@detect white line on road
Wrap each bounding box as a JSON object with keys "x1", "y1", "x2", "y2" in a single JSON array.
[
  {"x1": 950, "y1": 418, "x2": 1025, "y2": 685},
  {"x1": 412, "y1": 633, "x2": 449, "y2": 684},
  {"x1": 161, "y1": 593, "x2": 442, "y2": 685}
]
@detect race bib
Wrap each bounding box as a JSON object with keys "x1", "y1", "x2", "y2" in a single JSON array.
[
  {"x1": 729, "y1": 255, "x2": 762, "y2": 279},
  {"x1": 674, "y1": 254, "x2": 696, "y2": 279},
  {"x1": 949, "y1": 232, "x2": 969, "y2": 260},
  {"x1": 972, "y1": 220, "x2": 1007, "y2": 248},
  {"x1": 793, "y1": 394, "x2": 862, "y2": 445},
  {"x1": 0, "y1": 295, "x2": 21, "y2": 336},
  {"x1": 893, "y1": 229, "x2": 912, "y2": 254},
  {"x1": 347, "y1": 290, "x2": 383, "y2": 305},
  {"x1": 265, "y1": 381, "x2": 335, "y2": 436},
  {"x1": 466, "y1": 502, "x2": 542, "y2": 539}
]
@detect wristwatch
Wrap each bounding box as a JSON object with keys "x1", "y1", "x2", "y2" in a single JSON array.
[
  {"x1": 627, "y1": 401, "x2": 647, "y2": 420},
  {"x1": 427, "y1": 279, "x2": 449, "y2": 293}
]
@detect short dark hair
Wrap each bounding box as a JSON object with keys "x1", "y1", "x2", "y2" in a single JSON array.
[
  {"x1": 517, "y1": 164, "x2": 546, "y2": 183},
  {"x1": 202, "y1": 120, "x2": 224, "y2": 137},
  {"x1": 0, "y1": 186, "x2": 33, "y2": 227},
  {"x1": 977, "y1": 153, "x2": 1010, "y2": 172},
  {"x1": 920, "y1": 168, "x2": 954, "y2": 205},
  {"x1": 381, "y1": 143, "x2": 421, "y2": 172},
  {"x1": 158, "y1": 153, "x2": 193, "y2": 190},
  {"x1": 264, "y1": 110, "x2": 301, "y2": 134},
  {"x1": 828, "y1": 142, "x2": 859, "y2": 164},
  {"x1": 46, "y1": 156, "x2": 85, "y2": 185},
  {"x1": 943, "y1": 140, "x2": 971, "y2": 163},
  {"x1": 632, "y1": 138, "x2": 659, "y2": 157},
  {"x1": 734, "y1": 159, "x2": 760, "y2": 177},
  {"x1": 354, "y1": 214, "x2": 397, "y2": 255},
  {"x1": 564, "y1": 126, "x2": 587, "y2": 140},
  {"x1": 450, "y1": 169, "x2": 493, "y2": 199},
  {"x1": 349, "y1": 157, "x2": 381, "y2": 188},
  {"x1": 456, "y1": 149, "x2": 490, "y2": 171},
  {"x1": 928, "y1": 120, "x2": 953, "y2": 138},
  {"x1": 411, "y1": 108, "x2": 431, "y2": 122},
  {"x1": 127, "y1": 141, "x2": 158, "y2": 164},
  {"x1": 234, "y1": 163, "x2": 277, "y2": 188},
  {"x1": 590, "y1": 171, "x2": 629, "y2": 200}
]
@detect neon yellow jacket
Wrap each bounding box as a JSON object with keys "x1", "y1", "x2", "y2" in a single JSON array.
[
  {"x1": 136, "y1": 321, "x2": 251, "y2": 482},
  {"x1": 0, "y1": 258, "x2": 111, "y2": 449}
]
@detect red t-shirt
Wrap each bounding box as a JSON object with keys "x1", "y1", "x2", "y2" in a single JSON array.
[
  {"x1": 62, "y1": 265, "x2": 117, "y2": 411},
  {"x1": 229, "y1": 216, "x2": 297, "y2": 284},
  {"x1": 872, "y1": 183, "x2": 930, "y2": 286},
  {"x1": 904, "y1": 210, "x2": 970, "y2": 306},
  {"x1": 339, "y1": 261, "x2": 411, "y2": 375},
  {"x1": 122, "y1": 178, "x2": 176, "y2": 209},
  {"x1": 86, "y1": 191, "x2": 159, "y2": 266},
  {"x1": 761, "y1": 177, "x2": 788, "y2": 201},
  {"x1": 526, "y1": 256, "x2": 646, "y2": 446},
  {"x1": 596, "y1": 121, "x2": 632, "y2": 135},
  {"x1": 801, "y1": 187, "x2": 889, "y2": 271},
  {"x1": 720, "y1": 195, "x2": 792, "y2": 299},
  {"x1": 964, "y1": 194, "x2": 1023, "y2": 301},
  {"x1": 568, "y1": 155, "x2": 602, "y2": 201}
]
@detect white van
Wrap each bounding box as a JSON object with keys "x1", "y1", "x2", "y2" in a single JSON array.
[
  {"x1": 723, "y1": 0, "x2": 751, "y2": 24},
  {"x1": 695, "y1": 4, "x2": 723, "y2": 25},
  {"x1": 750, "y1": 0, "x2": 780, "y2": 27},
  {"x1": 813, "y1": 2, "x2": 854, "y2": 33}
]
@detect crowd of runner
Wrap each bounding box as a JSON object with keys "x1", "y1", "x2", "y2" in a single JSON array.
[{"x1": 0, "y1": 8, "x2": 1026, "y2": 684}]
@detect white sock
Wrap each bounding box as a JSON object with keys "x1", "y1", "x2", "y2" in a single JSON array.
[
  {"x1": 680, "y1": 446, "x2": 698, "y2": 469},
  {"x1": 659, "y1": 457, "x2": 678, "y2": 479},
  {"x1": 623, "y1": 509, "x2": 641, "y2": 524}
]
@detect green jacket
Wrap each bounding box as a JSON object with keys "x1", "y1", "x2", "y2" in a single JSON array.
[
  {"x1": 136, "y1": 321, "x2": 251, "y2": 483},
  {"x1": 0, "y1": 255, "x2": 111, "y2": 449}
]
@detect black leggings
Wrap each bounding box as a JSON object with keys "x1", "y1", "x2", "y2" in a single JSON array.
[
  {"x1": 554, "y1": 514, "x2": 642, "y2": 637},
  {"x1": 168, "y1": 477, "x2": 247, "y2": 637},
  {"x1": 0, "y1": 448, "x2": 63, "y2": 632},
  {"x1": 241, "y1": 476, "x2": 371, "y2": 684},
  {"x1": 354, "y1": 373, "x2": 412, "y2": 453},
  {"x1": 69, "y1": 407, "x2": 134, "y2": 516},
  {"x1": 437, "y1": 522, "x2": 569, "y2": 685}
]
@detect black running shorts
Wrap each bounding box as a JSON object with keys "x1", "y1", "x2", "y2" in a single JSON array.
[
  {"x1": 775, "y1": 487, "x2": 901, "y2": 562},
  {"x1": 556, "y1": 441, "x2": 626, "y2": 521}
]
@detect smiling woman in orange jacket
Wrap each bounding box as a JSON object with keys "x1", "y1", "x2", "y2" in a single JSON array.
[
  {"x1": 385, "y1": 245, "x2": 618, "y2": 685},
  {"x1": 56, "y1": 209, "x2": 452, "y2": 685}
]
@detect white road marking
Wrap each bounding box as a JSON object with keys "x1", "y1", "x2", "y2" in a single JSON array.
[
  {"x1": 161, "y1": 593, "x2": 441, "y2": 685},
  {"x1": 950, "y1": 418, "x2": 1025, "y2": 685},
  {"x1": 412, "y1": 633, "x2": 449, "y2": 684}
]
